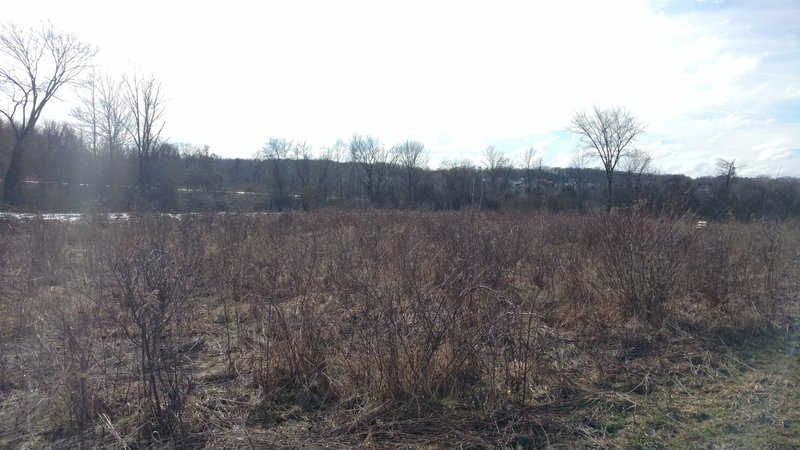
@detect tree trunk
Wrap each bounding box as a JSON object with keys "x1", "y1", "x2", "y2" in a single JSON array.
[
  {"x1": 139, "y1": 155, "x2": 150, "y2": 196},
  {"x1": 606, "y1": 172, "x2": 614, "y2": 213},
  {"x1": 2, "y1": 142, "x2": 24, "y2": 206},
  {"x1": 407, "y1": 170, "x2": 413, "y2": 205}
]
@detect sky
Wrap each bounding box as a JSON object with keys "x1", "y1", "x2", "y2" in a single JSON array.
[{"x1": 3, "y1": 0, "x2": 799, "y2": 177}]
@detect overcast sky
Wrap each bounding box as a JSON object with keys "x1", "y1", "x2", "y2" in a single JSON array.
[{"x1": 5, "y1": 0, "x2": 799, "y2": 177}]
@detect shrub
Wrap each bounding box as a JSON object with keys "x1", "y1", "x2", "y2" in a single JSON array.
[
  {"x1": 95, "y1": 215, "x2": 203, "y2": 443},
  {"x1": 589, "y1": 209, "x2": 695, "y2": 327}
]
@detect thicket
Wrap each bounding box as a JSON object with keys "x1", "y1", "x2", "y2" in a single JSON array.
[{"x1": 0, "y1": 210, "x2": 796, "y2": 447}]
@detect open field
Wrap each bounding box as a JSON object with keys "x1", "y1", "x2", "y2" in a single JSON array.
[{"x1": 0, "y1": 210, "x2": 797, "y2": 448}]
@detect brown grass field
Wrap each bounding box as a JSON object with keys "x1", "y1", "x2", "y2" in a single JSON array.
[{"x1": 0, "y1": 210, "x2": 797, "y2": 448}]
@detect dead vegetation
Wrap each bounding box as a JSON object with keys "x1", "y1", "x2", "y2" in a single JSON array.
[{"x1": 0, "y1": 210, "x2": 797, "y2": 448}]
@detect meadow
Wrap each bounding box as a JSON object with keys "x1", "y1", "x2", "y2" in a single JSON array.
[{"x1": 0, "y1": 210, "x2": 797, "y2": 448}]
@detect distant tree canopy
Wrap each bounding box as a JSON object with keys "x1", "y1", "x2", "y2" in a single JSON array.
[{"x1": 1, "y1": 116, "x2": 797, "y2": 219}]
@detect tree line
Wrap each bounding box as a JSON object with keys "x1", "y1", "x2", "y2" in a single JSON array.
[
  {"x1": 2, "y1": 116, "x2": 798, "y2": 219},
  {"x1": 1, "y1": 22, "x2": 798, "y2": 219}
]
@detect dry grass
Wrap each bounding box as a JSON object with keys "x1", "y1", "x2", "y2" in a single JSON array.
[{"x1": 0, "y1": 210, "x2": 797, "y2": 448}]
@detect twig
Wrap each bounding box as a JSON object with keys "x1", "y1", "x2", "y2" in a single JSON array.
[{"x1": 98, "y1": 412, "x2": 129, "y2": 449}]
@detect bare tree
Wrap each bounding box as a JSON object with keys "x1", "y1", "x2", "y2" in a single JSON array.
[
  {"x1": 0, "y1": 22, "x2": 96, "y2": 205},
  {"x1": 482, "y1": 146, "x2": 512, "y2": 205},
  {"x1": 350, "y1": 133, "x2": 397, "y2": 204},
  {"x1": 258, "y1": 137, "x2": 292, "y2": 194},
  {"x1": 394, "y1": 140, "x2": 427, "y2": 205},
  {"x1": 321, "y1": 139, "x2": 347, "y2": 201},
  {"x1": 570, "y1": 147, "x2": 589, "y2": 211},
  {"x1": 520, "y1": 147, "x2": 540, "y2": 203},
  {"x1": 716, "y1": 158, "x2": 737, "y2": 191},
  {"x1": 622, "y1": 148, "x2": 653, "y2": 202},
  {"x1": 99, "y1": 75, "x2": 130, "y2": 158},
  {"x1": 125, "y1": 75, "x2": 166, "y2": 192},
  {"x1": 715, "y1": 158, "x2": 739, "y2": 216},
  {"x1": 313, "y1": 146, "x2": 335, "y2": 205},
  {"x1": 483, "y1": 146, "x2": 510, "y2": 174},
  {"x1": 569, "y1": 105, "x2": 645, "y2": 212},
  {"x1": 292, "y1": 141, "x2": 312, "y2": 207},
  {"x1": 70, "y1": 69, "x2": 100, "y2": 155},
  {"x1": 72, "y1": 72, "x2": 129, "y2": 161}
]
